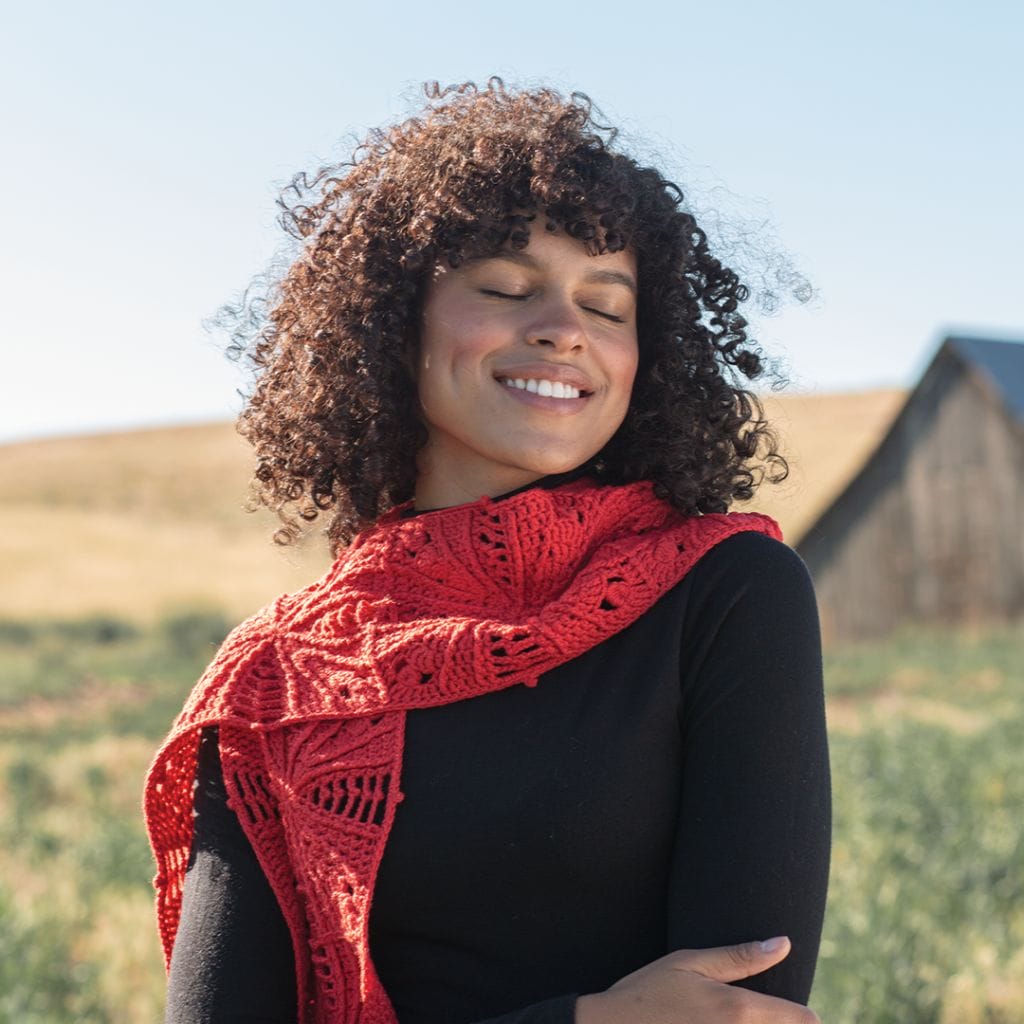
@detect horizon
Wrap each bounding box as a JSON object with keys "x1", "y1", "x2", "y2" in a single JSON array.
[{"x1": 1, "y1": 379, "x2": 919, "y2": 448}]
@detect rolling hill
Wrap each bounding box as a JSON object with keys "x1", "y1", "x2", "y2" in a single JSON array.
[{"x1": 1, "y1": 388, "x2": 906, "y2": 621}]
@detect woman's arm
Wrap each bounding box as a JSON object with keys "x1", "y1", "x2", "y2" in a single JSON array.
[
  {"x1": 164, "y1": 726, "x2": 298, "y2": 1024},
  {"x1": 664, "y1": 531, "x2": 831, "y2": 1001},
  {"x1": 576, "y1": 532, "x2": 830, "y2": 1023}
]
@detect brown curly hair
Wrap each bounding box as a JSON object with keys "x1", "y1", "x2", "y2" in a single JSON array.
[{"x1": 220, "y1": 78, "x2": 796, "y2": 552}]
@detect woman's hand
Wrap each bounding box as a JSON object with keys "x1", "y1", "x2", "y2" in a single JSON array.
[{"x1": 574, "y1": 937, "x2": 821, "y2": 1024}]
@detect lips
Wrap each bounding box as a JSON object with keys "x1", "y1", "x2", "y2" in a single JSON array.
[{"x1": 492, "y1": 363, "x2": 595, "y2": 395}]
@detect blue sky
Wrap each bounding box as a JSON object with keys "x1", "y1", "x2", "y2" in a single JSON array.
[{"x1": 2, "y1": 0, "x2": 1021, "y2": 441}]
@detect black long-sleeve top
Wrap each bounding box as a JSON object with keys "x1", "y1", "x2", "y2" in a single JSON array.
[{"x1": 165, "y1": 511, "x2": 831, "y2": 1024}]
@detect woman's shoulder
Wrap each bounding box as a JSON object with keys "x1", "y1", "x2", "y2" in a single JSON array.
[
  {"x1": 670, "y1": 526, "x2": 819, "y2": 647},
  {"x1": 688, "y1": 524, "x2": 815, "y2": 596},
  {"x1": 672, "y1": 526, "x2": 823, "y2": 714}
]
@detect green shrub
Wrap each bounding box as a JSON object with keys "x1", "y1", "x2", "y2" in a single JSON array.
[
  {"x1": 52, "y1": 614, "x2": 140, "y2": 645},
  {"x1": 811, "y1": 626, "x2": 1024, "y2": 1022},
  {"x1": 0, "y1": 884, "x2": 109, "y2": 1024},
  {"x1": 5, "y1": 758, "x2": 55, "y2": 828},
  {"x1": 76, "y1": 816, "x2": 155, "y2": 895},
  {"x1": 0, "y1": 619, "x2": 38, "y2": 645},
  {"x1": 157, "y1": 608, "x2": 232, "y2": 658}
]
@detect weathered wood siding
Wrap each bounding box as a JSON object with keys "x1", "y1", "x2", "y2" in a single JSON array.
[{"x1": 797, "y1": 348, "x2": 1024, "y2": 645}]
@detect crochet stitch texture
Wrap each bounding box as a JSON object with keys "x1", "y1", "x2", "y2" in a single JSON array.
[{"x1": 144, "y1": 475, "x2": 781, "y2": 1024}]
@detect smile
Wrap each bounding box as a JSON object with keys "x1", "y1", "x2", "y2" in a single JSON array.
[
  {"x1": 498, "y1": 377, "x2": 584, "y2": 399},
  {"x1": 494, "y1": 377, "x2": 592, "y2": 413}
]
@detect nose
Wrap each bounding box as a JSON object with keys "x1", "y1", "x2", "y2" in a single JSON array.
[{"x1": 524, "y1": 295, "x2": 586, "y2": 352}]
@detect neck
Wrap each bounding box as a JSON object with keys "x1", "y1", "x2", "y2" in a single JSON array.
[
  {"x1": 409, "y1": 464, "x2": 595, "y2": 515},
  {"x1": 413, "y1": 470, "x2": 543, "y2": 513}
]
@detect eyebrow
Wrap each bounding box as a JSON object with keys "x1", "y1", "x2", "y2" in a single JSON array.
[{"x1": 468, "y1": 250, "x2": 638, "y2": 296}]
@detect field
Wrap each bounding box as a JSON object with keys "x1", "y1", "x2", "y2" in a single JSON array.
[
  {"x1": 0, "y1": 613, "x2": 1020, "y2": 1023},
  {"x1": 0, "y1": 423, "x2": 326, "y2": 623}
]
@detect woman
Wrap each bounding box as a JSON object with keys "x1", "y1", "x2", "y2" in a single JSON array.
[{"x1": 144, "y1": 80, "x2": 830, "y2": 1024}]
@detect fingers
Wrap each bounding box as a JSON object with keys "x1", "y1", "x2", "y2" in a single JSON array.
[
  {"x1": 592, "y1": 939, "x2": 818, "y2": 1024},
  {"x1": 665, "y1": 936, "x2": 792, "y2": 984}
]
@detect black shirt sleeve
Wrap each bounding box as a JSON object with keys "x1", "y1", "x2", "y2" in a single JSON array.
[
  {"x1": 164, "y1": 725, "x2": 298, "y2": 1024},
  {"x1": 668, "y1": 532, "x2": 831, "y2": 1003}
]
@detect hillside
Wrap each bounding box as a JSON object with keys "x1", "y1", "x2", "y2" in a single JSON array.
[
  {"x1": 752, "y1": 388, "x2": 907, "y2": 540},
  {"x1": 1, "y1": 388, "x2": 906, "y2": 620}
]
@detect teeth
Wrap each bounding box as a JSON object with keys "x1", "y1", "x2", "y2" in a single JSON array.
[{"x1": 501, "y1": 378, "x2": 581, "y2": 399}]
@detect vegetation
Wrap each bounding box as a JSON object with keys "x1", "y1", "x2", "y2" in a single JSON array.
[
  {"x1": 818, "y1": 626, "x2": 1024, "y2": 1023},
  {"x1": 0, "y1": 611, "x2": 1020, "y2": 1022},
  {"x1": 0, "y1": 609, "x2": 230, "y2": 1024}
]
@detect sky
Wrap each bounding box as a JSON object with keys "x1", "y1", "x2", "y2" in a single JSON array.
[{"x1": 2, "y1": 0, "x2": 1021, "y2": 442}]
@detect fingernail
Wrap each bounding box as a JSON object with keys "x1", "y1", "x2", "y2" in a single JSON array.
[{"x1": 759, "y1": 936, "x2": 788, "y2": 953}]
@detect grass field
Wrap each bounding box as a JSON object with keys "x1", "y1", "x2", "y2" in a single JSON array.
[
  {"x1": 0, "y1": 613, "x2": 1020, "y2": 1023},
  {"x1": 0, "y1": 422, "x2": 329, "y2": 622}
]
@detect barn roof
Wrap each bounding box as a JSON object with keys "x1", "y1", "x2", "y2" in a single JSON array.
[{"x1": 946, "y1": 335, "x2": 1024, "y2": 421}]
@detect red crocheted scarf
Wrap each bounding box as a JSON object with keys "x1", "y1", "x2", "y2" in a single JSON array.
[{"x1": 143, "y1": 475, "x2": 781, "y2": 1024}]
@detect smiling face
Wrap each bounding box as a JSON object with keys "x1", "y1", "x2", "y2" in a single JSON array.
[{"x1": 413, "y1": 224, "x2": 639, "y2": 510}]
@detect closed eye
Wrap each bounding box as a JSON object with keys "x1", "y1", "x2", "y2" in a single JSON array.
[
  {"x1": 481, "y1": 290, "x2": 626, "y2": 323},
  {"x1": 584, "y1": 307, "x2": 626, "y2": 323}
]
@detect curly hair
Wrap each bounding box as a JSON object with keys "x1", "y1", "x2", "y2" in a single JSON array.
[{"x1": 220, "y1": 78, "x2": 796, "y2": 553}]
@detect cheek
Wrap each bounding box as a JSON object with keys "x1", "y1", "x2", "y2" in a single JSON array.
[
  {"x1": 606, "y1": 343, "x2": 639, "y2": 428},
  {"x1": 420, "y1": 303, "x2": 502, "y2": 371},
  {"x1": 416, "y1": 308, "x2": 499, "y2": 422},
  {"x1": 615, "y1": 337, "x2": 640, "y2": 394}
]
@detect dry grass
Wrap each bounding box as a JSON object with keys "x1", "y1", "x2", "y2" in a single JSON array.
[
  {"x1": 2, "y1": 391, "x2": 906, "y2": 620},
  {"x1": 743, "y1": 387, "x2": 907, "y2": 543},
  {"x1": 826, "y1": 692, "x2": 1001, "y2": 736},
  {"x1": 1, "y1": 422, "x2": 329, "y2": 621},
  {"x1": 0, "y1": 423, "x2": 255, "y2": 521},
  {"x1": 0, "y1": 504, "x2": 325, "y2": 621}
]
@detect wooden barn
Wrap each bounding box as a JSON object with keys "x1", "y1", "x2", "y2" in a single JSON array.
[{"x1": 796, "y1": 335, "x2": 1024, "y2": 645}]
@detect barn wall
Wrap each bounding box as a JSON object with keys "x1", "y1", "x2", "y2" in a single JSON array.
[
  {"x1": 798, "y1": 350, "x2": 1024, "y2": 644},
  {"x1": 904, "y1": 366, "x2": 1024, "y2": 623}
]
